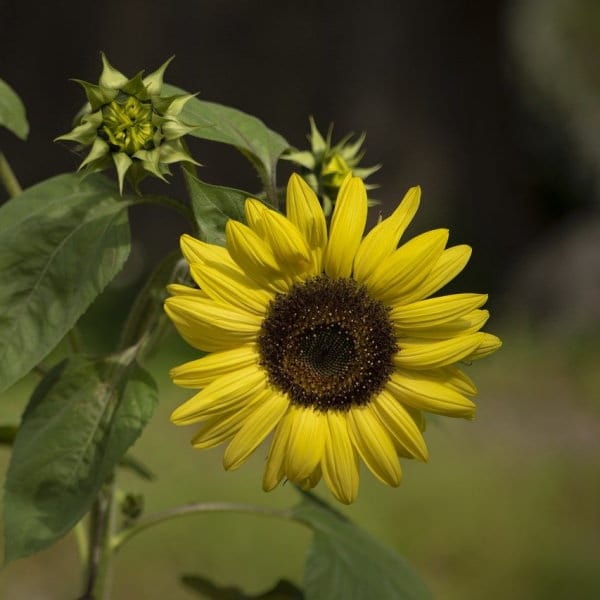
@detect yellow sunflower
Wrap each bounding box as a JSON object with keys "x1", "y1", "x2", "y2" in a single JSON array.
[{"x1": 164, "y1": 174, "x2": 501, "y2": 504}]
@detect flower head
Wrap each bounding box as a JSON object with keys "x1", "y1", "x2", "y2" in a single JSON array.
[
  {"x1": 56, "y1": 53, "x2": 198, "y2": 193},
  {"x1": 165, "y1": 174, "x2": 501, "y2": 504},
  {"x1": 284, "y1": 118, "x2": 380, "y2": 215}
]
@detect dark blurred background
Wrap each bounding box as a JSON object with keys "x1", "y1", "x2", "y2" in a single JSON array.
[{"x1": 1, "y1": 1, "x2": 599, "y2": 599}]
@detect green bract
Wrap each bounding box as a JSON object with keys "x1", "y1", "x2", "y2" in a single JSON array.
[
  {"x1": 56, "y1": 54, "x2": 198, "y2": 193},
  {"x1": 284, "y1": 117, "x2": 380, "y2": 215}
]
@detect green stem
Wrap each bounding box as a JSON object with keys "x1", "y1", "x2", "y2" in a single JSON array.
[
  {"x1": 0, "y1": 151, "x2": 22, "y2": 198},
  {"x1": 80, "y1": 481, "x2": 117, "y2": 600},
  {"x1": 112, "y1": 502, "x2": 293, "y2": 552},
  {"x1": 135, "y1": 194, "x2": 195, "y2": 228}
]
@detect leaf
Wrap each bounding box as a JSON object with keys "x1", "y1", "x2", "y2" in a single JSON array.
[
  {"x1": 163, "y1": 84, "x2": 289, "y2": 184},
  {"x1": 3, "y1": 350, "x2": 158, "y2": 563},
  {"x1": 0, "y1": 173, "x2": 131, "y2": 394},
  {"x1": 0, "y1": 78, "x2": 29, "y2": 140},
  {"x1": 181, "y1": 575, "x2": 304, "y2": 600},
  {"x1": 0, "y1": 424, "x2": 18, "y2": 446},
  {"x1": 184, "y1": 170, "x2": 249, "y2": 245},
  {"x1": 291, "y1": 491, "x2": 432, "y2": 600}
]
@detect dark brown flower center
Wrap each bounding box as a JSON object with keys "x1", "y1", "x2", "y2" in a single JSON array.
[{"x1": 258, "y1": 276, "x2": 397, "y2": 411}]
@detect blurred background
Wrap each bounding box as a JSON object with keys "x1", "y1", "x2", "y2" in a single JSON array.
[{"x1": 1, "y1": 0, "x2": 599, "y2": 598}]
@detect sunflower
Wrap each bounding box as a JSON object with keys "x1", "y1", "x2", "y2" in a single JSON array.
[{"x1": 164, "y1": 174, "x2": 501, "y2": 504}]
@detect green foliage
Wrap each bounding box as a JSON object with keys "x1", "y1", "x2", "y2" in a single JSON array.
[
  {"x1": 292, "y1": 492, "x2": 432, "y2": 600},
  {"x1": 0, "y1": 78, "x2": 29, "y2": 140},
  {"x1": 164, "y1": 84, "x2": 289, "y2": 190},
  {"x1": 3, "y1": 350, "x2": 157, "y2": 563},
  {"x1": 182, "y1": 576, "x2": 304, "y2": 599},
  {"x1": 184, "y1": 170, "x2": 249, "y2": 245},
  {"x1": 0, "y1": 173, "x2": 130, "y2": 394}
]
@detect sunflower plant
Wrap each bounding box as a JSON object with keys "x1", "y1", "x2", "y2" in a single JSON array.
[{"x1": 0, "y1": 57, "x2": 500, "y2": 600}]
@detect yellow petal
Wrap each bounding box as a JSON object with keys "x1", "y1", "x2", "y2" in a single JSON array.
[
  {"x1": 286, "y1": 173, "x2": 327, "y2": 271},
  {"x1": 386, "y1": 369, "x2": 476, "y2": 418},
  {"x1": 390, "y1": 293, "x2": 488, "y2": 330},
  {"x1": 284, "y1": 406, "x2": 326, "y2": 482},
  {"x1": 399, "y1": 244, "x2": 472, "y2": 304},
  {"x1": 223, "y1": 391, "x2": 289, "y2": 470},
  {"x1": 164, "y1": 296, "x2": 262, "y2": 352},
  {"x1": 244, "y1": 197, "x2": 268, "y2": 237},
  {"x1": 226, "y1": 220, "x2": 288, "y2": 291},
  {"x1": 170, "y1": 365, "x2": 267, "y2": 425},
  {"x1": 167, "y1": 283, "x2": 208, "y2": 298},
  {"x1": 394, "y1": 333, "x2": 485, "y2": 369},
  {"x1": 465, "y1": 333, "x2": 502, "y2": 361},
  {"x1": 323, "y1": 176, "x2": 368, "y2": 279},
  {"x1": 263, "y1": 409, "x2": 295, "y2": 491},
  {"x1": 189, "y1": 262, "x2": 272, "y2": 315},
  {"x1": 170, "y1": 344, "x2": 259, "y2": 389},
  {"x1": 321, "y1": 411, "x2": 359, "y2": 505},
  {"x1": 364, "y1": 229, "x2": 449, "y2": 304},
  {"x1": 396, "y1": 309, "x2": 489, "y2": 339},
  {"x1": 347, "y1": 407, "x2": 401, "y2": 487},
  {"x1": 371, "y1": 390, "x2": 428, "y2": 461},
  {"x1": 180, "y1": 233, "x2": 236, "y2": 268},
  {"x1": 190, "y1": 399, "x2": 262, "y2": 449},
  {"x1": 353, "y1": 186, "x2": 420, "y2": 283}
]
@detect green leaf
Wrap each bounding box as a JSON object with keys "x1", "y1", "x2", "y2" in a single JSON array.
[
  {"x1": 0, "y1": 173, "x2": 131, "y2": 394},
  {"x1": 0, "y1": 424, "x2": 18, "y2": 446},
  {"x1": 163, "y1": 84, "x2": 289, "y2": 185},
  {"x1": 0, "y1": 78, "x2": 29, "y2": 140},
  {"x1": 291, "y1": 492, "x2": 432, "y2": 600},
  {"x1": 3, "y1": 350, "x2": 158, "y2": 562},
  {"x1": 181, "y1": 575, "x2": 304, "y2": 599},
  {"x1": 184, "y1": 170, "x2": 249, "y2": 246}
]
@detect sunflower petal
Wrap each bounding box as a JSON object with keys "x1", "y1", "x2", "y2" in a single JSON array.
[
  {"x1": 386, "y1": 370, "x2": 476, "y2": 418},
  {"x1": 164, "y1": 296, "x2": 262, "y2": 352},
  {"x1": 394, "y1": 332, "x2": 485, "y2": 369},
  {"x1": 223, "y1": 391, "x2": 289, "y2": 470},
  {"x1": 353, "y1": 186, "x2": 421, "y2": 283},
  {"x1": 371, "y1": 390, "x2": 428, "y2": 461},
  {"x1": 169, "y1": 344, "x2": 259, "y2": 389},
  {"x1": 180, "y1": 233, "x2": 236, "y2": 267},
  {"x1": 286, "y1": 173, "x2": 327, "y2": 261},
  {"x1": 284, "y1": 407, "x2": 326, "y2": 481},
  {"x1": 263, "y1": 410, "x2": 295, "y2": 491},
  {"x1": 347, "y1": 407, "x2": 401, "y2": 487},
  {"x1": 399, "y1": 244, "x2": 472, "y2": 304},
  {"x1": 189, "y1": 262, "x2": 272, "y2": 315},
  {"x1": 321, "y1": 411, "x2": 359, "y2": 504},
  {"x1": 365, "y1": 229, "x2": 449, "y2": 303},
  {"x1": 465, "y1": 333, "x2": 502, "y2": 361},
  {"x1": 323, "y1": 176, "x2": 368, "y2": 279},
  {"x1": 170, "y1": 365, "x2": 267, "y2": 425}
]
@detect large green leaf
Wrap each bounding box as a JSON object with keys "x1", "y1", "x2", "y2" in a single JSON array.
[
  {"x1": 0, "y1": 78, "x2": 29, "y2": 140},
  {"x1": 0, "y1": 173, "x2": 130, "y2": 394},
  {"x1": 163, "y1": 84, "x2": 289, "y2": 187},
  {"x1": 184, "y1": 170, "x2": 249, "y2": 245},
  {"x1": 291, "y1": 492, "x2": 432, "y2": 600},
  {"x1": 3, "y1": 350, "x2": 158, "y2": 562}
]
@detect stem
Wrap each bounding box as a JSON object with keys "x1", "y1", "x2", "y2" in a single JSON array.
[
  {"x1": 80, "y1": 481, "x2": 116, "y2": 600},
  {"x1": 135, "y1": 194, "x2": 195, "y2": 228},
  {"x1": 0, "y1": 151, "x2": 22, "y2": 198},
  {"x1": 112, "y1": 502, "x2": 293, "y2": 552}
]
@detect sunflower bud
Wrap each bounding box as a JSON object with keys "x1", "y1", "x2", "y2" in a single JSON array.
[
  {"x1": 284, "y1": 117, "x2": 380, "y2": 215},
  {"x1": 56, "y1": 53, "x2": 198, "y2": 193}
]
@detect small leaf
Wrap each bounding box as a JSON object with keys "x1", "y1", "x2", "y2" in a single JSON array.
[
  {"x1": 0, "y1": 78, "x2": 29, "y2": 140},
  {"x1": 184, "y1": 170, "x2": 249, "y2": 246},
  {"x1": 163, "y1": 84, "x2": 289, "y2": 183},
  {"x1": 3, "y1": 350, "x2": 158, "y2": 563},
  {"x1": 181, "y1": 575, "x2": 304, "y2": 599},
  {"x1": 0, "y1": 173, "x2": 131, "y2": 394},
  {"x1": 291, "y1": 491, "x2": 432, "y2": 600}
]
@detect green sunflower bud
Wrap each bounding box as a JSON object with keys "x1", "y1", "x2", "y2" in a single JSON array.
[
  {"x1": 56, "y1": 53, "x2": 199, "y2": 193},
  {"x1": 283, "y1": 117, "x2": 380, "y2": 215}
]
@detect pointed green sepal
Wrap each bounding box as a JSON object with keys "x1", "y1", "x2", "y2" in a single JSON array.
[
  {"x1": 99, "y1": 53, "x2": 129, "y2": 89},
  {"x1": 112, "y1": 152, "x2": 133, "y2": 194},
  {"x1": 79, "y1": 137, "x2": 110, "y2": 170},
  {"x1": 143, "y1": 56, "x2": 175, "y2": 95}
]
